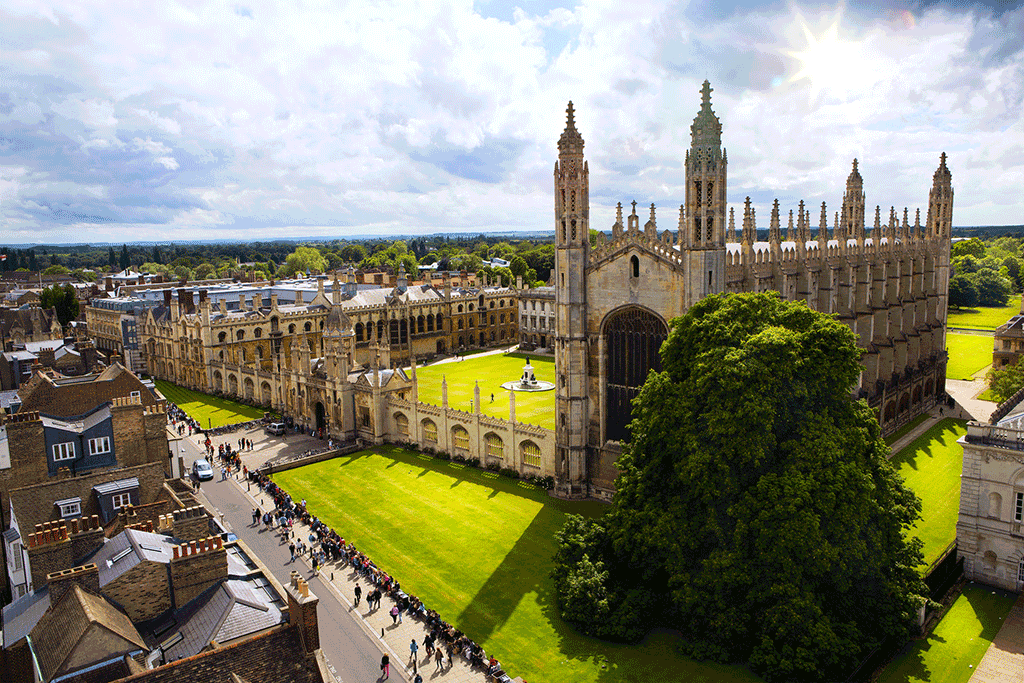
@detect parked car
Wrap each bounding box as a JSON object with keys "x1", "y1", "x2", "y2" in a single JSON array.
[
  {"x1": 265, "y1": 422, "x2": 286, "y2": 436},
  {"x1": 192, "y1": 458, "x2": 214, "y2": 481}
]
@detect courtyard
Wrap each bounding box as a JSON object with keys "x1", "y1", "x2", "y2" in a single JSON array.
[
  {"x1": 945, "y1": 332, "x2": 994, "y2": 381},
  {"x1": 415, "y1": 352, "x2": 556, "y2": 430},
  {"x1": 273, "y1": 445, "x2": 762, "y2": 683}
]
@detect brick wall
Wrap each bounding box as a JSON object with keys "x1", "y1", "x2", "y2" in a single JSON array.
[
  {"x1": 68, "y1": 515, "x2": 105, "y2": 564},
  {"x1": 285, "y1": 572, "x2": 320, "y2": 655},
  {"x1": 103, "y1": 559, "x2": 172, "y2": 622},
  {"x1": 47, "y1": 563, "x2": 100, "y2": 606},
  {"x1": 171, "y1": 506, "x2": 210, "y2": 543},
  {"x1": 170, "y1": 536, "x2": 227, "y2": 609},
  {"x1": 25, "y1": 523, "x2": 71, "y2": 589},
  {"x1": 0, "y1": 414, "x2": 48, "y2": 527}
]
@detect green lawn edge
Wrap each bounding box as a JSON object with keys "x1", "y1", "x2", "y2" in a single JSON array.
[
  {"x1": 154, "y1": 380, "x2": 272, "y2": 428},
  {"x1": 272, "y1": 445, "x2": 762, "y2": 683},
  {"x1": 885, "y1": 414, "x2": 931, "y2": 446},
  {"x1": 876, "y1": 583, "x2": 1016, "y2": 683},
  {"x1": 947, "y1": 295, "x2": 1021, "y2": 330},
  {"x1": 946, "y1": 333, "x2": 993, "y2": 381}
]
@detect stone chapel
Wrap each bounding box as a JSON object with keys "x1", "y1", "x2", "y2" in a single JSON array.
[{"x1": 553, "y1": 81, "x2": 954, "y2": 499}]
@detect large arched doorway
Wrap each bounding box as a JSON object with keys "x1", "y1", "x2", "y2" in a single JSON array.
[
  {"x1": 315, "y1": 401, "x2": 326, "y2": 435},
  {"x1": 604, "y1": 307, "x2": 668, "y2": 443}
]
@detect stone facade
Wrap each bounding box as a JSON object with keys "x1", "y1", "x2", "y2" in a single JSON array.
[
  {"x1": 553, "y1": 82, "x2": 953, "y2": 498},
  {"x1": 518, "y1": 285, "x2": 555, "y2": 351},
  {"x1": 993, "y1": 303, "x2": 1024, "y2": 369}
]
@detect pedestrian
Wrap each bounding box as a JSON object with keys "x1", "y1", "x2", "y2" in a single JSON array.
[
  {"x1": 252, "y1": 508, "x2": 259, "y2": 525},
  {"x1": 491, "y1": 392, "x2": 494, "y2": 402},
  {"x1": 381, "y1": 654, "x2": 390, "y2": 680},
  {"x1": 220, "y1": 466, "x2": 226, "y2": 481},
  {"x1": 354, "y1": 584, "x2": 361, "y2": 606},
  {"x1": 390, "y1": 605, "x2": 399, "y2": 624},
  {"x1": 312, "y1": 554, "x2": 319, "y2": 575},
  {"x1": 414, "y1": 673, "x2": 422, "y2": 683},
  {"x1": 409, "y1": 638, "x2": 418, "y2": 662},
  {"x1": 289, "y1": 542, "x2": 296, "y2": 562},
  {"x1": 424, "y1": 633, "x2": 434, "y2": 656},
  {"x1": 434, "y1": 648, "x2": 443, "y2": 672}
]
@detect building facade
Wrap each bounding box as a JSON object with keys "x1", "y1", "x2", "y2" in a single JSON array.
[
  {"x1": 518, "y1": 285, "x2": 555, "y2": 351},
  {"x1": 553, "y1": 82, "x2": 953, "y2": 498}
]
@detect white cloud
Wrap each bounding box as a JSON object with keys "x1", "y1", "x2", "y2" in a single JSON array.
[{"x1": 0, "y1": 0, "x2": 1021, "y2": 241}]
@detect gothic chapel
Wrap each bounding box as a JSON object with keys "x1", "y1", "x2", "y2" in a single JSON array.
[{"x1": 553, "y1": 81, "x2": 953, "y2": 499}]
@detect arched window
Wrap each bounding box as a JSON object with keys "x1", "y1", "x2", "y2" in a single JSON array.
[
  {"x1": 355, "y1": 322, "x2": 364, "y2": 341},
  {"x1": 218, "y1": 331, "x2": 227, "y2": 343},
  {"x1": 983, "y1": 550, "x2": 998, "y2": 570},
  {"x1": 427, "y1": 314, "x2": 434, "y2": 332},
  {"x1": 521, "y1": 440, "x2": 541, "y2": 468},
  {"x1": 394, "y1": 412, "x2": 409, "y2": 437},
  {"x1": 469, "y1": 304, "x2": 474, "y2": 311},
  {"x1": 486, "y1": 433, "x2": 504, "y2": 459},
  {"x1": 458, "y1": 305, "x2": 463, "y2": 313},
  {"x1": 630, "y1": 255, "x2": 640, "y2": 278},
  {"x1": 436, "y1": 313, "x2": 443, "y2": 329},
  {"x1": 305, "y1": 322, "x2": 312, "y2": 332},
  {"x1": 499, "y1": 300, "x2": 505, "y2": 307},
  {"x1": 254, "y1": 327, "x2": 262, "y2": 338},
  {"x1": 452, "y1": 425, "x2": 470, "y2": 451},
  {"x1": 489, "y1": 301, "x2": 495, "y2": 309},
  {"x1": 289, "y1": 323, "x2": 296, "y2": 334},
  {"x1": 236, "y1": 329, "x2": 245, "y2": 341},
  {"x1": 989, "y1": 491, "x2": 1003, "y2": 518},
  {"x1": 417, "y1": 316, "x2": 425, "y2": 334},
  {"x1": 422, "y1": 419, "x2": 438, "y2": 444}
]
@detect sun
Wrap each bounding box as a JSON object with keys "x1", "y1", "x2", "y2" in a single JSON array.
[{"x1": 784, "y1": 9, "x2": 862, "y2": 102}]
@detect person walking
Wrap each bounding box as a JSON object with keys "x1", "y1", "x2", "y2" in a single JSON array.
[
  {"x1": 390, "y1": 605, "x2": 399, "y2": 624},
  {"x1": 409, "y1": 638, "x2": 418, "y2": 664},
  {"x1": 434, "y1": 648, "x2": 444, "y2": 672},
  {"x1": 289, "y1": 542, "x2": 296, "y2": 562},
  {"x1": 381, "y1": 654, "x2": 390, "y2": 680},
  {"x1": 252, "y1": 508, "x2": 260, "y2": 526},
  {"x1": 354, "y1": 584, "x2": 361, "y2": 607}
]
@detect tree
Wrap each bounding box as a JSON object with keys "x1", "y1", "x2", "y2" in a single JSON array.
[
  {"x1": 975, "y1": 268, "x2": 1011, "y2": 307},
  {"x1": 551, "y1": 293, "x2": 926, "y2": 683},
  {"x1": 151, "y1": 245, "x2": 162, "y2": 264},
  {"x1": 39, "y1": 283, "x2": 80, "y2": 328},
  {"x1": 192, "y1": 263, "x2": 216, "y2": 280},
  {"x1": 28, "y1": 249, "x2": 36, "y2": 271},
  {"x1": 949, "y1": 273, "x2": 979, "y2": 309},
  {"x1": 278, "y1": 246, "x2": 328, "y2": 278},
  {"x1": 108, "y1": 246, "x2": 116, "y2": 270},
  {"x1": 119, "y1": 244, "x2": 130, "y2": 270},
  {"x1": 339, "y1": 244, "x2": 367, "y2": 263},
  {"x1": 987, "y1": 363, "x2": 1024, "y2": 404},
  {"x1": 952, "y1": 238, "x2": 985, "y2": 259},
  {"x1": 42, "y1": 265, "x2": 70, "y2": 276}
]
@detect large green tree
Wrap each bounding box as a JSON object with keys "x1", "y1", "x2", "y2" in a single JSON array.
[
  {"x1": 39, "y1": 283, "x2": 80, "y2": 328},
  {"x1": 552, "y1": 292, "x2": 925, "y2": 682},
  {"x1": 278, "y1": 246, "x2": 328, "y2": 278}
]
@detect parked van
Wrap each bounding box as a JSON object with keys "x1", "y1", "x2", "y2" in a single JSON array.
[{"x1": 265, "y1": 422, "x2": 286, "y2": 436}]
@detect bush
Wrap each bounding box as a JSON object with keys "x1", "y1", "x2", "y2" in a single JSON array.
[
  {"x1": 486, "y1": 461, "x2": 501, "y2": 472},
  {"x1": 499, "y1": 467, "x2": 520, "y2": 479}
]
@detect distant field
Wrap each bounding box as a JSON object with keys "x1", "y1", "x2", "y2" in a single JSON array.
[
  {"x1": 890, "y1": 419, "x2": 967, "y2": 569},
  {"x1": 947, "y1": 295, "x2": 1021, "y2": 330},
  {"x1": 946, "y1": 333, "x2": 993, "y2": 380},
  {"x1": 154, "y1": 380, "x2": 270, "y2": 428},
  {"x1": 416, "y1": 352, "x2": 555, "y2": 430},
  {"x1": 876, "y1": 583, "x2": 1015, "y2": 683}
]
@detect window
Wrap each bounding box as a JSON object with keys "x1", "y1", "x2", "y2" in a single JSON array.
[
  {"x1": 60, "y1": 501, "x2": 81, "y2": 517},
  {"x1": 395, "y1": 413, "x2": 409, "y2": 437},
  {"x1": 521, "y1": 441, "x2": 541, "y2": 468},
  {"x1": 1019, "y1": 561, "x2": 1024, "y2": 585},
  {"x1": 486, "y1": 433, "x2": 504, "y2": 459},
  {"x1": 112, "y1": 492, "x2": 131, "y2": 509},
  {"x1": 1016, "y1": 491, "x2": 1024, "y2": 522},
  {"x1": 254, "y1": 327, "x2": 262, "y2": 338},
  {"x1": 452, "y1": 426, "x2": 470, "y2": 451},
  {"x1": 53, "y1": 442, "x2": 76, "y2": 461},
  {"x1": 631, "y1": 255, "x2": 640, "y2": 278},
  {"x1": 89, "y1": 436, "x2": 111, "y2": 455},
  {"x1": 130, "y1": 390, "x2": 141, "y2": 400},
  {"x1": 422, "y1": 420, "x2": 438, "y2": 444},
  {"x1": 490, "y1": 315, "x2": 495, "y2": 325},
  {"x1": 237, "y1": 329, "x2": 245, "y2": 340},
  {"x1": 11, "y1": 543, "x2": 23, "y2": 571}
]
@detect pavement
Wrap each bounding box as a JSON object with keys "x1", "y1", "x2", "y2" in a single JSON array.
[{"x1": 172, "y1": 421, "x2": 500, "y2": 683}]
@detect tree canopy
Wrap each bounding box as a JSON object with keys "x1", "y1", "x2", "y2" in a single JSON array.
[
  {"x1": 278, "y1": 246, "x2": 328, "y2": 278},
  {"x1": 551, "y1": 292, "x2": 925, "y2": 682},
  {"x1": 40, "y1": 283, "x2": 80, "y2": 328}
]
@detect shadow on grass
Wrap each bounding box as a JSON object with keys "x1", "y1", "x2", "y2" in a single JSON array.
[{"x1": 889, "y1": 419, "x2": 966, "y2": 472}]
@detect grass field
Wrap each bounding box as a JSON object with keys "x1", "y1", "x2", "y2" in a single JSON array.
[
  {"x1": 416, "y1": 353, "x2": 556, "y2": 430},
  {"x1": 273, "y1": 446, "x2": 762, "y2": 683},
  {"x1": 155, "y1": 380, "x2": 270, "y2": 428},
  {"x1": 947, "y1": 295, "x2": 1021, "y2": 330},
  {"x1": 946, "y1": 333, "x2": 994, "y2": 380},
  {"x1": 876, "y1": 583, "x2": 1015, "y2": 683},
  {"x1": 890, "y1": 419, "x2": 967, "y2": 568},
  {"x1": 885, "y1": 414, "x2": 931, "y2": 446}
]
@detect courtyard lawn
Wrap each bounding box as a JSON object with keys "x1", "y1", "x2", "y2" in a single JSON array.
[
  {"x1": 273, "y1": 446, "x2": 762, "y2": 683},
  {"x1": 415, "y1": 352, "x2": 556, "y2": 430},
  {"x1": 947, "y1": 295, "x2": 1021, "y2": 330},
  {"x1": 890, "y1": 419, "x2": 967, "y2": 569},
  {"x1": 946, "y1": 333, "x2": 994, "y2": 380},
  {"x1": 154, "y1": 380, "x2": 270, "y2": 428},
  {"x1": 885, "y1": 414, "x2": 931, "y2": 446},
  {"x1": 876, "y1": 583, "x2": 1015, "y2": 683}
]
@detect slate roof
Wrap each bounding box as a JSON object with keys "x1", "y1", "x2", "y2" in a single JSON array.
[
  {"x1": 90, "y1": 528, "x2": 177, "y2": 587},
  {"x1": 18, "y1": 361, "x2": 159, "y2": 417},
  {"x1": 1, "y1": 585, "x2": 50, "y2": 648},
  {"x1": 0, "y1": 307, "x2": 60, "y2": 340}
]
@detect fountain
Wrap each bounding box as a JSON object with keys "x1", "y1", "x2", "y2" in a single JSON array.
[{"x1": 501, "y1": 361, "x2": 555, "y2": 392}]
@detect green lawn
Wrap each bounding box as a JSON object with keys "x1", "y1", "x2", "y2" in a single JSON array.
[
  {"x1": 885, "y1": 414, "x2": 931, "y2": 446},
  {"x1": 946, "y1": 333, "x2": 994, "y2": 380},
  {"x1": 890, "y1": 419, "x2": 967, "y2": 568},
  {"x1": 877, "y1": 583, "x2": 1015, "y2": 683},
  {"x1": 154, "y1": 380, "x2": 270, "y2": 428},
  {"x1": 274, "y1": 446, "x2": 762, "y2": 683},
  {"x1": 415, "y1": 353, "x2": 556, "y2": 430},
  {"x1": 947, "y1": 295, "x2": 1021, "y2": 330}
]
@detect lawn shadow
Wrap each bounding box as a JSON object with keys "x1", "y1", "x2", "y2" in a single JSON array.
[{"x1": 890, "y1": 419, "x2": 966, "y2": 472}]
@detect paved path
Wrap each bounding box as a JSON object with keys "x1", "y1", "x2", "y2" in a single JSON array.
[
  {"x1": 176, "y1": 423, "x2": 497, "y2": 683},
  {"x1": 969, "y1": 591, "x2": 1024, "y2": 682}
]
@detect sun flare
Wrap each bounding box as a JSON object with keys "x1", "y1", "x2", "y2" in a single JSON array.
[{"x1": 785, "y1": 9, "x2": 862, "y2": 101}]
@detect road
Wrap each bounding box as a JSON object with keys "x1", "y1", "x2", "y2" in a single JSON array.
[{"x1": 176, "y1": 427, "x2": 408, "y2": 683}]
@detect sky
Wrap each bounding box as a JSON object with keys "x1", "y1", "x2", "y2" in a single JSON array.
[{"x1": 1, "y1": 0, "x2": 1023, "y2": 245}]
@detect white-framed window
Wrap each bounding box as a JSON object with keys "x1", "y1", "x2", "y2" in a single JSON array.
[
  {"x1": 10, "y1": 543, "x2": 23, "y2": 571},
  {"x1": 130, "y1": 390, "x2": 141, "y2": 400},
  {"x1": 112, "y1": 492, "x2": 132, "y2": 509},
  {"x1": 486, "y1": 433, "x2": 504, "y2": 459},
  {"x1": 1015, "y1": 492, "x2": 1023, "y2": 522},
  {"x1": 59, "y1": 501, "x2": 81, "y2": 517},
  {"x1": 53, "y1": 442, "x2": 76, "y2": 461},
  {"x1": 88, "y1": 436, "x2": 111, "y2": 455}
]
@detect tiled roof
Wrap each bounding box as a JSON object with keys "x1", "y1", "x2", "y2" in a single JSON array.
[{"x1": 31, "y1": 583, "x2": 145, "y2": 683}]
